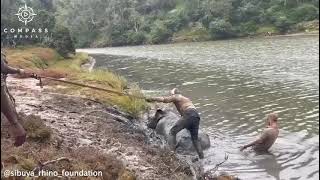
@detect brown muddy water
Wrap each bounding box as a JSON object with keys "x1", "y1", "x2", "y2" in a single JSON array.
[{"x1": 78, "y1": 36, "x2": 319, "y2": 180}]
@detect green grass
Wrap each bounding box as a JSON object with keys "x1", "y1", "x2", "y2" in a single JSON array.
[
  {"x1": 256, "y1": 26, "x2": 279, "y2": 35},
  {"x1": 78, "y1": 69, "x2": 128, "y2": 90},
  {"x1": 173, "y1": 26, "x2": 211, "y2": 43},
  {"x1": 111, "y1": 84, "x2": 148, "y2": 118},
  {"x1": 4, "y1": 47, "x2": 61, "y2": 69},
  {"x1": 5, "y1": 47, "x2": 148, "y2": 117}
]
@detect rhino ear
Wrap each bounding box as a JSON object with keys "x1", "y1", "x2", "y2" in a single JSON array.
[
  {"x1": 155, "y1": 109, "x2": 166, "y2": 120},
  {"x1": 156, "y1": 109, "x2": 164, "y2": 114}
]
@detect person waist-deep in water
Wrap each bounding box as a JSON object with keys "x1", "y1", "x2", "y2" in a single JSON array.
[
  {"x1": 1, "y1": 51, "x2": 31, "y2": 147},
  {"x1": 240, "y1": 113, "x2": 279, "y2": 152},
  {"x1": 147, "y1": 88, "x2": 204, "y2": 159}
]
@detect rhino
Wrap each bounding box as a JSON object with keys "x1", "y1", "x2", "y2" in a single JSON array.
[{"x1": 147, "y1": 109, "x2": 211, "y2": 153}]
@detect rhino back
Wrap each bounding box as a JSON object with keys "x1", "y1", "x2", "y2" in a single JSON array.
[{"x1": 153, "y1": 110, "x2": 211, "y2": 151}]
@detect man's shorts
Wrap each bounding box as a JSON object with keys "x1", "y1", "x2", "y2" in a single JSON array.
[{"x1": 171, "y1": 108, "x2": 200, "y2": 140}]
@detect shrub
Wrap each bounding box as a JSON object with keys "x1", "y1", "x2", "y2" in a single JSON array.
[
  {"x1": 172, "y1": 25, "x2": 211, "y2": 42},
  {"x1": 111, "y1": 84, "x2": 148, "y2": 118},
  {"x1": 149, "y1": 21, "x2": 173, "y2": 44},
  {"x1": 50, "y1": 25, "x2": 75, "y2": 57},
  {"x1": 238, "y1": 21, "x2": 259, "y2": 35},
  {"x1": 209, "y1": 19, "x2": 234, "y2": 39},
  {"x1": 111, "y1": 34, "x2": 128, "y2": 47},
  {"x1": 274, "y1": 16, "x2": 294, "y2": 33},
  {"x1": 164, "y1": 9, "x2": 187, "y2": 33},
  {"x1": 289, "y1": 4, "x2": 319, "y2": 22},
  {"x1": 110, "y1": 25, "x2": 130, "y2": 46},
  {"x1": 127, "y1": 31, "x2": 146, "y2": 45}
]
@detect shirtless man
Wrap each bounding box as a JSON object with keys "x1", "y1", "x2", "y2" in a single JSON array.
[
  {"x1": 1, "y1": 51, "x2": 29, "y2": 147},
  {"x1": 147, "y1": 88, "x2": 204, "y2": 159},
  {"x1": 240, "y1": 113, "x2": 279, "y2": 152}
]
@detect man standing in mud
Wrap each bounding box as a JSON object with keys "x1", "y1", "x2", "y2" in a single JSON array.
[
  {"x1": 1, "y1": 51, "x2": 28, "y2": 147},
  {"x1": 146, "y1": 88, "x2": 204, "y2": 159},
  {"x1": 240, "y1": 113, "x2": 279, "y2": 152}
]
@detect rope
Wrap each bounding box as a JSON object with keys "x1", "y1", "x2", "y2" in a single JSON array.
[{"x1": 31, "y1": 74, "x2": 146, "y2": 100}]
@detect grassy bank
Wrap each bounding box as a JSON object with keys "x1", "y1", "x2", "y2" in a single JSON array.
[
  {"x1": 1, "y1": 47, "x2": 147, "y2": 179},
  {"x1": 4, "y1": 47, "x2": 147, "y2": 117}
]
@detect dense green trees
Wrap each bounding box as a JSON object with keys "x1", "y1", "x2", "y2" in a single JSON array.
[
  {"x1": 49, "y1": 25, "x2": 75, "y2": 57},
  {"x1": 1, "y1": 0, "x2": 319, "y2": 48},
  {"x1": 55, "y1": 0, "x2": 318, "y2": 47},
  {"x1": 1, "y1": 0, "x2": 75, "y2": 57},
  {"x1": 209, "y1": 19, "x2": 234, "y2": 39}
]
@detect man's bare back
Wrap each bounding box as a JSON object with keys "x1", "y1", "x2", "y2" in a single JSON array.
[
  {"x1": 240, "y1": 113, "x2": 279, "y2": 152},
  {"x1": 252, "y1": 127, "x2": 279, "y2": 152},
  {"x1": 149, "y1": 94, "x2": 195, "y2": 115}
]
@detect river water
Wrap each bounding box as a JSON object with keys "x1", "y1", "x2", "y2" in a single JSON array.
[{"x1": 78, "y1": 36, "x2": 319, "y2": 180}]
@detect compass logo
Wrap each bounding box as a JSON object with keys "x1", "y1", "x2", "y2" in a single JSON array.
[
  {"x1": 2, "y1": 3, "x2": 50, "y2": 41},
  {"x1": 15, "y1": 4, "x2": 37, "y2": 25}
]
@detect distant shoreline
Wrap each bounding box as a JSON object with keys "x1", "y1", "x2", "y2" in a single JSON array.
[
  {"x1": 76, "y1": 31, "x2": 319, "y2": 51},
  {"x1": 170, "y1": 31, "x2": 320, "y2": 44},
  {"x1": 258, "y1": 31, "x2": 319, "y2": 38}
]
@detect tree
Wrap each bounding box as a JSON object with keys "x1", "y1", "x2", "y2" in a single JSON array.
[
  {"x1": 149, "y1": 21, "x2": 172, "y2": 44},
  {"x1": 51, "y1": 0, "x2": 319, "y2": 47},
  {"x1": 209, "y1": 19, "x2": 234, "y2": 39},
  {"x1": 50, "y1": 25, "x2": 75, "y2": 57},
  {"x1": 274, "y1": 16, "x2": 293, "y2": 33},
  {"x1": 127, "y1": 31, "x2": 146, "y2": 45},
  {"x1": 290, "y1": 4, "x2": 319, "y2": 22}
]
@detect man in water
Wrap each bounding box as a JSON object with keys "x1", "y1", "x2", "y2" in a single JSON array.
[
  {"x1": 146, "y1": 88, "x2": 204, "y2": 159},
  {"x1": 240, "y1": 113, "x2": 279, "y2": 152},
  {"x1": 1, "y1": 51, "x2": 29, "y2": 147}
]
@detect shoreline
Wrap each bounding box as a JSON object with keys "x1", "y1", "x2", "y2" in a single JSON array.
[
  {"x1": 170, "y1": 31, "x2": 320, "y2": 44},
  {"x1": 2, "y1": 47, "x2": 222, "y2": 179},
  {"x1": 2, "y1": 76, "x2": 201, "y2": 179},
  {"x1": 76, "y1": 31, "x2": 319, "y2": 50},
  {"x1": 255, "y1": 31, "x2": 319, "y2": 38}
]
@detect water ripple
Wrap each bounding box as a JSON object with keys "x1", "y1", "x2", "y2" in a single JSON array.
[{"x1": 80, "y1": 36, "x2": 319, "y2": 180}]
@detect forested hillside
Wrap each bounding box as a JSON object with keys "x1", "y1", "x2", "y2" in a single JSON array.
[
  {"x1": 56, "y1": 0, "x2": 319, "y2": 47},
  {"x1": 1, "y1": 0, "x2": 319, "y2": 48}
]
